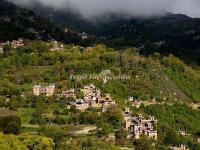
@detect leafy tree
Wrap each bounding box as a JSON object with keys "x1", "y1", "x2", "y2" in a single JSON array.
[
  {"x1": 159, "y1": 123, "x2": 181, "y2": 145},
  {"x1": 0, "y1": 116, "x2": 21, "y2": 135},
  {"x1": 3, "y1": 121, "x2": 21, "y2": 135},
  {"x1": 96, "y1": 123, "x2": 114, "y2": 138},
  {"x1": 38, "y1": 126, "x2": 65, "y2": 149},
  {"x1": 9, "y1": 95, "x2": 23, "y2": 111},
  {"x1": 115, "y1": 127, "x2": 127, "y2": 140},
  {"x1": 134, "y1": 137, "x2": 155, "y2": 150},
  {"x1": 102, "y1": 106, "x2": 124, "y2": 129},
  {"x1": 0, "y1": 133, "x2": 53, "y2": 150},
  {"x1": 60, "y1": 96, "x2": 75, "y2": 106},
  {"x1": 0, "y1": 97, "x2": 7, "y2": 107},
  {"x1": 3, "y1": 45, "x2": 12, "y2": 55},
  {"x1": 76, "y1": 91, "x2": 84, "y2": 99},
  {"x1": 79, "y1": 110, "x2": 98, "y2": 124},
  {"x1": 31, "y1": 97, "x2": 49, "y2": 124}
]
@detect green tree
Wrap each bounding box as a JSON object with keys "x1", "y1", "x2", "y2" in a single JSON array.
[
  {"x1": 115, "y1": 127, "x2": 127, "y2": 140},
  {"x1": 103, "y1": 106, "x2": 124, "y2": 129},
  {"x1": 3, "y1": 44, "x2": 12, "y2": 55},
  {"x1": 76, "y1": 91, "x2": 84, "y2": 99},
  {"x1": 38, "y1": 126, "x2": 65, "y2": 149},
  {"x1": 134, "y1": 137, "x2": 155, "y2": 150},
  {"x1": 96, "y1": 123, "x2": 114, "y2": 138},
  {"x1": 79, "y1": 110, "x2": 98, "y2": 124},
  {"x1": 159, "y1": 123, "x2": 181, "y2": 145},
  {"x1": 9, "y1": 95, "x2": 23, "y2": 111},
  {"x1": 3, "y1": 121, "x2": 21, "y2": 135},
  {"x1": 0, "y1": 116, "x2": 21, "y2": 135},
  {"x1": 0, "y1": 133, "x2": 53, "y2": 150}
]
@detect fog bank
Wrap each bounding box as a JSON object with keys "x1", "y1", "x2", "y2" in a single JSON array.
[{"x1": 6, "y1": 0, "x2": 200, "y2": 19}]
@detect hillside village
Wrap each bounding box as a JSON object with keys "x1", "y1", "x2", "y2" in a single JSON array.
[
  {"x1": 49, "y1": 41, "x2": 64, "y2": 52},
  {"x1": 33, "y1": 83, "x2": 116, "y2": 112},
  {"x1": 123, "y1": 108, "x2": 158, "y2": 140},
  {"x1": 1, "y1": 0, "x2": 200, "y2": 149},
  {"x1": 0, "y1": 39, "x2": 200, "y2": 149},
  {"x1": 32, "y1": 83, "x2": 159, "y2": 140},
  {"x1": 0, "y1": 39, "x2": 66, "y2": 53},
  {"x1": 0, "y1": 39, "x2": 24, "y2": 53},
  {"x1": 31, "y1": 82, "x2": 197, "y2": 150}
]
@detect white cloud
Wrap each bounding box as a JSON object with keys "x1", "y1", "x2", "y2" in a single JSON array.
[{"x1": 7, "y1": 0, "x2": 200, "y2": 18}]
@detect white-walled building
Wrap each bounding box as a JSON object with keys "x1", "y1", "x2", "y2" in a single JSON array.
[
  {"x1": 71, "y1": 99, "x2": 89, "y2": 111},
  {"x1": 33, "y1": 84, "x2": 55, "y2": 97},
  {"x1": 71, "y1": 84, "x2": 116, "y2": 112},
  {"x1": 11, "y1": 39, "x2": 24, "y2": 48},
  {"x1": 123, "y1": 109, "x2": 158, "y2": 140}
]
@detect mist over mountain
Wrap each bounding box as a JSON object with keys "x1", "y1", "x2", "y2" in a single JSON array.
[
  {"x1": 1, "y1": 1, "x2": 200, "y2": 150},
  {"x1": 2, "y1": 0, "x2": 200, "y2": 65},
  {"x1": 25, "y1": 3, "x2": 200, "y2": 65},
  {"x1": 0, "y1": 0, "x2": 94, "y2": 46},
  {"x1": 6, "y1": 0, "x2": 200, "y2": 19}
]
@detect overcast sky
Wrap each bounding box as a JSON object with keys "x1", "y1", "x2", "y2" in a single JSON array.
[{"x1": 7, "y1": 0, "x2": 200, "y2": 19}]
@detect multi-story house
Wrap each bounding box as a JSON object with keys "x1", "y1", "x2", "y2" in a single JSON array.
[
  {"x1": 10, "y1": 39, "x2": 24, "y2": 48},
  {"x1": 71, "y1": 84, "x2": 116, "y2": 112},
  {"x1": 33, "y1": 84, "x2": 55, "y2": 97},
  {"x1": 123, "y1": 109, "x2": 158, "y2": 140},
  {"x1": 62, "y1": 89, "x2": 76, "y2": 98},
  {"x1": 50, "y1": 41, "x2": 64, "y2": 52},
  {"x1": 71, "y1": 99, "x2": 89, "y2": 111}
]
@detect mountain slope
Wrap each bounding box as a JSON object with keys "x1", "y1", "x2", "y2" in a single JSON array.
[
  {"x1": 28, "y1": 5, "x2": 200, "y2": 65},
  {"x1": 0, "y1": 0, "x2": 93, "y2": 46}
]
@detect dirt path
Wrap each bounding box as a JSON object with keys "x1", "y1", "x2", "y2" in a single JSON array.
[
  {"x1": 70, "y1": 126, "x2": 97, "y2": 135},
  {"x1": 22, "y1": 124, "x2": 40, "y2": 128}
]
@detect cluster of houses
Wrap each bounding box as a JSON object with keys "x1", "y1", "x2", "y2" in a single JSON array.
[
  {"x1": 33, "y1": 83, "x2": 116, "y2": 112},
  {"x1": 0, "y1": 39, "x2": 64, "y2": 53},
  {"x1": 170, "y1": 145, "x2": 189, "y2": 150},
  {"x1": 50, "y1": 41, "x2": 64, "y2": 52},
  {"x1": 0, "y1": 16, "x2": 11, "y2": 23},
  {"x1": 127, "y1": 97, "x2": 159, "y2": 108},
  {"x1": 127, "y1": 97, "x2": 142, "y2": 108},
  {"x1": 31, "y1": 83, "x2": 198, "y2": 149},
  {"x1": 178, "y1": 130, "x2": 190, "y2": 137},
  {"x1": 10, "y1": 39, "x2": 24, "y2": 48},
  {"x1": 0, "y1": 39, "x2": 24, "y2": 53},
  {"x1": 70, "y1": 84, "x2": 116, "y2": 112},
  {"x1": 79, "y1": 32, "x2": 88, "y2": 40},
  {"x1": 123, "y1": 108, "x2": 158, "y2": 140}
]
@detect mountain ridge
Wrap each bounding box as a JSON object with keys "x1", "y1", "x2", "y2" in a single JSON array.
[
  {"x1": 26, "y1": 4, "x2": 200, "y2": 65},
  {"x1": 0, "y1": 0, "x2": 94, "y2": 46}
]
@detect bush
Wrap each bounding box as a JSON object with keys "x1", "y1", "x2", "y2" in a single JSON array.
[
  {"x1": 0, "y1": 116, "x2": 21, "y2": 135},
  {"x1": 134, "y1": 137, "x2": 155, "y2": 150},
  {"x1": 96, "y1": 123, "x2": 114, "y2": 138},
  {"x1": 3, "y1": 121, "x2": 21, "y2": 135}
]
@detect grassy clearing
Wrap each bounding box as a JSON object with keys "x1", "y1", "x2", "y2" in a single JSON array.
[{"x1": 16, "y1": 107, "x2": 35, "y2": 124}]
